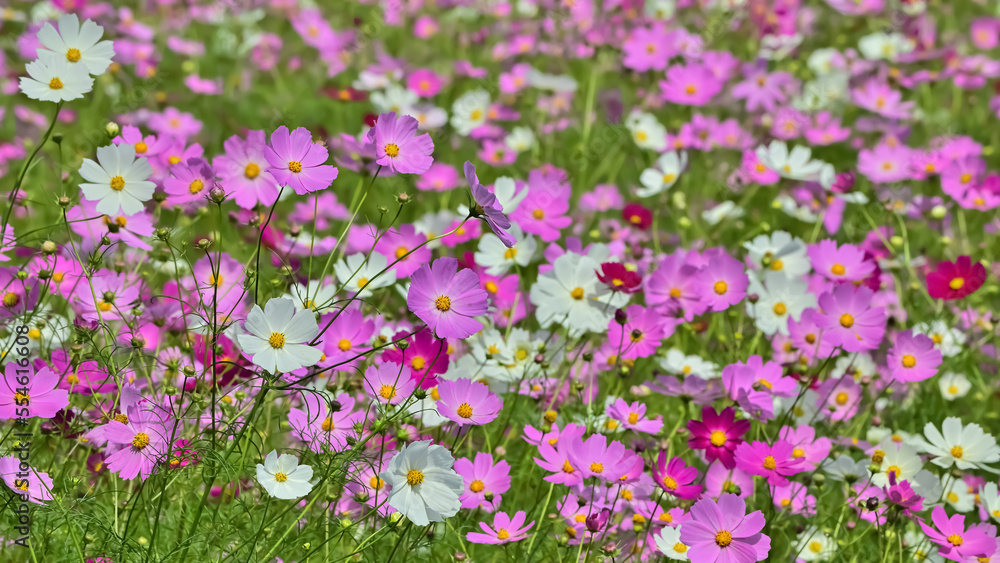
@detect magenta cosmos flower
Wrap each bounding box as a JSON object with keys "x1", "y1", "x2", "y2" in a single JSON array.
[
  {"x1": 926, "y1": 256, "x2": 988, "y2": 300},
  {"x1": 660, "y1": 63, "x2": 724, "y2": 106},
  {"x1": 693, "y1": 253, "x2": 749, "y2": 312},
  {"x1": 814, "y1": 284, "x2": 886, "y2": 353},
  {"x1": 369, "y1": 112, "x2": 434, "y2": 175},
  {"x1": 363, "y1": 363, "x2": 417, "y2": 406},
  {"x1": 264, "y1": 126, "x2": 338, "y2": 195},
  {"x1": 919, "y1": 505, "x2": 997, "y2": 561},
  {"x1": 464, "y1": 161, "x2": 516, "y2": 248},
  {"x1": 0, "y1": 456, "x2": 53, "y2": 505},
  {"x1": 103, "y1": 415, "x2": 169, "y2": 481},
  {"x1": 734, "y1": 440, "x2": 807, "y2": 487},
  {"x1": 653, "y1": 453, "x2": 703, "y2": 499},
  {"x1": 887, "y1": 330, "x2": 942, "y2": 383},
  {"x1": 0, "y1": 366, "x2": 69, "y2": 420},
  {"x1": 455, "y1": 452, "x2": 511, "y2": 510},
  {"x1": 467, "y1": 510, "x2": 535, "y2": 545},
  {"x1": 407, "y1": 257, "x2": 489, "y2": 339},
  {"x1": 680, "y1": 494, "x2": 771, "y2": 562},
  {"x1": 436, "y1": 378, "x2": 502, "y2": 426},
  {"x1": 688, "y1": 405, "x2": 751, "y2": 469}
]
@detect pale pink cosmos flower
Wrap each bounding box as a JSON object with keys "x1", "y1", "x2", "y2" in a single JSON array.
[
  {"x1": 436, "y1": 378, "x2": 502, "y2": 426},
  {"x1": 466, "y1": 510, "x2": 534, "y2": 545},
  {"x1": 407, "y1": 257, "x2": 488, "y2": 339},
  {"x1": 265, "y1": 126, "x2": 338, "y2": 195}
]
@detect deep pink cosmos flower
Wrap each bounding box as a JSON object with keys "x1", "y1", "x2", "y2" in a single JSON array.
[
  {"x1": 466, "y1": 510, "x2": 534, "y2": 545},
  {"x1": 407, "y1": 257, "x2": 489, "y2": 339},
  {"x1": 46, "y1": 350, "x2": 116, "y2": 395},
  {"x1": 622, "y1": 202, "x2": 652, "y2": 229},
  {"x1": 381, "y1": 329, "x2": 449, "y2": 389},
  {"x1": 511, "y1": 167, "x2": 573, "y2": 242},
  {"x1": 814, "y1": 284, "x2": 886, "y2": 353},
  {"x1": 264, "y1": 126, "x2": 338, "y2": 195},
  {"x1": 0, "y1": 366, "x2": 69, "y2": 420},
  {"x1": 368, "y1": 112, "x2": 434, "y2": 175},
  {"x1": 777, "y1": 426, "x2": 831, "y2": 467},
  {"x1": 464, "y1": 161, "x2": 516, "y2": 247},
  {"x1": 363, "y1": 363, "x2": 417, "y2": 406},
  {"x1": 454, "y1": 452, "x2": 510, "y2": 511},
  {"x1": 734, "y1": 440, "x2": 808, "y2": 487},
  {"x1": 926, "y1": 256, "x2": 988, "y2": 300},
  {"x1": 680, "y1": 494, "x2": 771, "y2": 562},
  {"x1": 693, "y1": 253, "x2": 749, "y2": 312},
  {"x1": 882, "y1": 472, "x2": 923, "y2": 517},
  {"x1": 660, "y1": 63, "x2": 724, "y2": 106},
  {"x1": 596, "y1": 262, "x2": 642, "y2": 294},
  {"x1": 919, "y1": 505, "x2": 997, "y2": 561},
  {"x1": 887, "y1": 330, "x2": 942, "y2": 383},
  {"x1": 688, "y1": 406, "x2": 751, "y2": 469},
  {"x1": 653, "y1": 453, "x2": 703, "y2": 499},
  {"x1": 436, "y1": 378, "x2": 502, "y2": 426}
]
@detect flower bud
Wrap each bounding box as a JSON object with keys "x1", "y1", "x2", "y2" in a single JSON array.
[{"x1": 106, "y1": 122, "x2": 120, "y2": 137}]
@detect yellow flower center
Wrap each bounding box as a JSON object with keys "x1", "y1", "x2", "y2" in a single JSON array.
[
  {"x1": 662, "y1": 173, "x2": 676, "y2": 183},
  {"x1": 457, "y1": 403, "x2": 474, "y2": 418},
  {"x1": 504, "y1": 248, "x2": 517, "y2": 260},
  {"x1": 244, "y1": 163, "x2": 260, "y2": 179},
  {"x1": 484, "y1": 281, "x2": 498, "y2": 294},
  {"x1": 357, "y1": 277, "x2": 369, "y2": 289},
  {"x1": 886, "y1": 465, "x2": 901, "y2": 478},
  {"x1": 949, "y1": 278, "x2": 965, "y2": 290},
  {"x1": 135, "y1": 142, "x2": 148, "y2": 154},
  {"x1": 66, "y1": 48, "x2": 82, "y2": 62},
  {"x1": 435, "y1": 295, "x2": 452, "y2": 311},
  {"x1": 770, "y1": 259, "x2": 784, "y2": 271},
  {"x1": 715, "y1": 530, "x2": 732, "y2": 547},
  {"x1": 627, "y1": 412, "x2": 639, "y2": 424},
  {"x1": 395, "y1": 246, "x2": 409, "y2": 259},
  {"x1": 762, "y1": 456, "x2": 777, "y2": 470},
  {"x1": 321, "y1": 417, "x2": 334, "y2": 431},
  {"x1": 470, "y1": 480, "x2": 485, "y2": 493},
  {"x1": 901, "y1": 355, "x2": 916, "y2": 368},
  {"x1": 792, "y1": 448, "x2": 806, "y2": 458},
  {"x1": 274, "y1": 472, "x2": 288, "y2": 483},
  {"x1": 497, "y1": 529, "x2": 510, "y2": 540},
  {"x1": 674, "y1": 543, "x2": 688, "y2": 553},
  {"x1": 407, "y1": 469, "x2": 424, "y2": 485},
  {"x1": 562, "y1": 460, "x2": 574, "y2": 473},
  {"x1": 369, "y1": 476, "x2": 384, "y2": 489},
  {"x1": 831, "y1": 263, "x2": 846, "y2": 276},
  {"x1": 110, "y1": 176, "x2": 126, "y2": 191},
  {"x1": 773, "y1": 302, "x2": 787, "y2": 315},
  {"x1": 288, "y1": 161, "x2": 303, "y2": 173},
  {"x1": 590, "y1": 462, "x2": 604, "y2": 473},
  {"x1": 713, "y1": 281, "x2": 727, "y2": 295},
  {"x1": 570, "y1": 287, "x2": 585, "y2": 300},
  {"x1": 384, "y1": 143, "x2": 400, "y2": 157},
  {"x1": 337, "y1": 339, "x2": 351, "y2": 352},
  {"x1": 710, "y1": 430, "x2": 727, "y2": 447},
  {"x1": 951, "y1": 445, "x2": 964, "y2": 459},
  {"x1": 411, "y1": 356, "x2": 426, "y2": 370},
  {"x1": 379, "y1": 385, "x2": 397, "y2": 400},
  {"x1": 948, "y1": 385, "x2": 959, "y2": 394},
  {"x1": 49, "y1": 77, "x2": 64, "y2": 89},
  {"x1": 131, "y1": 432, "x2": 150, "y2": 449},
  {"x1": 947, "y1": 533, "x2": 963, "y2": 546},
  {"x1": 532, "y1": 209, "x2": 545, "y2": 219},
  {"x1": 268, "y1": 332, "x2": 285, "y2": 349},
  {"x1": 839, "y1": 314, "x2": 854, "y2": 328},
  {"x1": 189, "y1": 179, "x2": 205, "y2": 194},
  {"x1": 835, "y1": 392, "x2": 849, "y2": 406},
  {"x1": 663, "y1": 476, "x2": 678, "y2": 490}
]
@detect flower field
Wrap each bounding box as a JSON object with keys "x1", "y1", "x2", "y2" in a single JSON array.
[{"x1": 2, "y1": 0, "x2": 1000, "y2": 562}]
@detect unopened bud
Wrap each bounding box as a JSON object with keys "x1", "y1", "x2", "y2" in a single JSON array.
[
  {"x1": 930, "y1": 205, "x2": 947, "y2": 219},
  {"x1": 397, "y1": 192, "x2": 410, "y2": 204},
  {"x1": 871, "y1": 449, "x2": 885, "y2": 464},
  {"x1": 41, "y1": 240, "x2": 57, "y2": 254},
  {"x1": 614, "y1": 308, "x2": 628, "y2": 325},
  {"x1": 209, "y1": 185, "x2": 226, "y2": 204},
  {"x1": 106, "y1": 122, "x2": 120, "y2": 137}
]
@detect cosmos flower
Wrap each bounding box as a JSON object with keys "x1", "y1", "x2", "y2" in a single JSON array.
[
  {"x1": 236, "y1": 298, "x2": 323, "y2": 374},
  {"x1": 887, "y1": 330, "x2": 942, "y2": 383},
  {"x1": 369, "y1": 112, "x2": 434, "y2": 174},
  {"x1": 36, "y1": 14, "x2": 115, "y2": 75},
  {"x1": 78, "y1": 144, "x2": 156, "y2": 216},
  {"x1": 466, "y1": 510, "x2": 534, "y2": 545},
  {"x1": 464, "y1": 162, "x2": 516, "y2": 248},
  {"x1": 264, "y1": 126, "x2": 338, "y2": 194},
  {"x1": 687, "y1": 406, "x2": 751, "y2": 469},
  {"x1": 918, "y1": 505, "x2": 997, "y2": 562},
  {"x1": 653, "y1": 454, "x2": 703, "y2": 499},
  {"x1": 926, "y1": 256, "x2": 988, "y2": 300},
  {"x1": 0, "y1": 457, "x2": 54, "y2": 505},
  {"x1": 436, "y1": 378, "x2": 503, "y2": 426},
  {"x1": 19, "y1": 53, "x2": 94, "y2": 102},
  {"x1": 380, "y1": 441, "x2": 464, "y2": 526},
  {"x1": 680, "y1": 494, "x2": 771, "y2": 562},
  {"x1": 408, "y1": 257, "x2": 489, "y2": 339},
  {"x1": 256, "y1": 450, "x2": 314, "y2": 499},
  {"x1": 919, "y1": 417, "x2": 1000, "y2": 473}
]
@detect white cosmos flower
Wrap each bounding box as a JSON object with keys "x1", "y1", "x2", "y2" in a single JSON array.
[
  {"x1": 912, "y1": 321, "x2": 965, "y2": 358},
  {"x1": 370, "y1": 84, "x2": 418, "y2": 115},
  {"x1": 795, "y1": 526, "x2": 836, "y2": 561},
  {"x1": 19, "y1": 53, "x2": 94, "y2": 103},
  {"x1": 702, "y1": 201, "x2": 745, "y2": 225},
  {"x1": 380, "y1": 441, "x2": 463, "y2": 526},
  {"x1": 78, "y1": 144, "x2": 156, "y2": 216},
  {"x1": 333, "y1": 253, "x2": 397, "y2": 299},
  {"x1": 236, "y1": 298, "x2": 323, "y2": 374},
  {"x1": 834, "y1": 353, "x2": 879, "y2": 381},
  {"x1": 820, "y1": 455, "x2": 868, "y2": 483},
  {"x1": 492, "y1": 177, "x2": 528, "y2": 213},
  {"x1": 858, "y1": 32, "x2": 914, "y2": 61},
  {"x1": 475, "y1": 225, "x2": 535, "y2": 276},
  {"x1": 743, "y1": 231, "x2": 811, "y2": 279},
  {"x1": 450, "y1": 89, "x2": 491, "y2": 136},
  {"x1": 937, "y1": 372, "x2": 971, "y2": 401},
  {"x1": 504, "y1": 127, "x2": 536, "y2": 154},
  {"x1": 653, "y1": 525, "x2": 689, "y2": 560},
  {"x1": 746, "y1": 271, "x2": 816, "y2": 336},
  {"x1": 413, "y1": 104, "x2": 447, "y2": 131},
  {"x1": 637, "y1": 151, "x2": 687, "y2": 197},
  {"x1": 256, "y1": 450, "x2": 314, "y2": 499},
  {"x1": 37, "y1": 14, "x2": 115, "y2": 76},
  {"x1": 870, "y1": 441, "x2": 923, "y2": 488},
  {"x1": 626, "y1": 112, "x2": 667, "y2": 152},
  {"x1": 919, "y1": 417, "x2": 1000, "y2": 473},
  {"x1": 529, "y1": 252, "x2": 628, "y2": 335},
  {"x1": 942, "y1": 479, "x2": 975, "y2": 513},
  {"x1": 659, "y1": 349, "x2": 718, "y2": 379},
  {"x1": 982, "y1": 483, "x2": 1000, "y2": 523},
  {"x1": 755, "y1": 141, "x2": 826, "y2": 181}
]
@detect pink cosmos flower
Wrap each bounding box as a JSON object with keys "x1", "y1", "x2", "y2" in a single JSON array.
[
  {"x1": 778, "y1": 425, "x2": 831, "y2": 467},
  {"x1": 622, "y1": 24, "x2": 673, "y2": 72},
  {"x1": 705, "y1": 462, "x2": 755, "y2": 499},
  {"x1": 363, "y1": 363, "x2": 417, "y2": 406},
  {"x1": 887, "y1": 330, "x2": 942, "y2": 383},
  {"x1": 606, "y1": 398, "x2": 663, "y2": 434},
  {"x1": 858, "y1": 143, "x2": 914, "y2": 184},
  {"x1": 566, "y1": 433, "x2": 633, "y2": 483},
  {"x1": 660, "y1": 63, "x2": 724, "y2": 106},
  {"x1": 851, "y1": 80, "x2": 914, "y2": 120},
  {"x1": 407, "y1": 68, "x2": 443, "y2": 97},
  {"x1": 214, "y1": 130, "x2": 280, "y2": 209},
  {"x1": 809, "y1": 240, "x2": 876, "y2": 282},
  {"x1": 814, "y1": 284, "x2": 886, "y2": 353},
  {"x1": 653, "y1": 453, "x2": 703, "y2": 499},
  {"x1": 688, "y1": 406, "x2": 751, "y2": 469},
  {"x1": 0, "y1": 456, "x2": 53, "y2": 505},
  {"x1": 607, "y1": 304, "x2": 674, "y2": 359},
  {"x1": 103, "y1": 414, "x2": 169, "y2": 481},
  {"x1": 416, "y1": 163, "x2": 460, "y2": 191},
  {"x1": 46, "y1": 350, "x2": 115, "y2": 395},
  {"x1": 264, "y1": 126, "x2": 338, "y2": 195},
  {"x1": 734, "y1": 440, "x2": 807, "y2": 487},
  {"x1": 436, "y1": 378, "x2": 502, "y2": 426},
  {"x1": 510, "y1": 167, "x2": 573, "y2": 242},
  {"x1": 319, "y1": 307, "x2": 375, "y2": 372},
  {"x1": 919, "y1": 505, "x2": 997, "y2": 561},
  {"x1": 407, "y1": 257, "x2": 488, "y2": 339},
  {"x1": 731, "y1": 65, "x2": 794, "y2": 113},
  {"x1": 373, "y1": 223, "x2": 431, "y2": 278},
  {"x1": 0, "y1": 366, "x2": 69, "y2": 420},
  {"x1": 368, "y1": 112, "x2": 434, "y2": 175},
  {"x1": 680, "y1": 494, "x2": 771, "y2": 562},
  {"x1": 164, "y1": 157, "x2": 214, "y2": 204},
  {"x1": 455, "y1": 452, "x2": 511, "y2": 511},
  {"x1": 693, "y1": 253, "x2": 749, "y2": 312},
  {"x1": 288, "y1": 392, "x2": 362, "y2": 453},
  {"x1": 533, "y1": 423, "x2": 587, "y2": 486},
  {"x1": 465, "y1": 161, "x2": 516, "y2": 247},
  {"x1": 770, "y1": 482, "x2": 816, "y2": 515},
  {"x1": 466, "y1": 510, "x2": 535, "y2": 545},
  {"x1": 815, "y1": 376, "x2": 863, "y2": 421}
]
